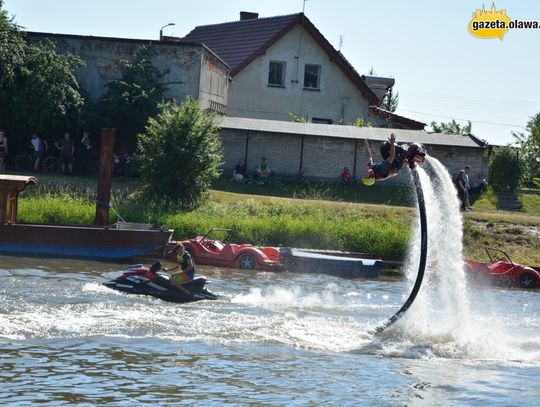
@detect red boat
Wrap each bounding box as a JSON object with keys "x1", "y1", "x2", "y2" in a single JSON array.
[
  {"x1": 180, "y1": 228, "x2": 282, "y2": 271},
  {"x1": 464, "y1": 247, "x2": 540, "y2": 289}
]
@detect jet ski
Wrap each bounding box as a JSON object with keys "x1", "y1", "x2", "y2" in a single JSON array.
[{"x1": 103, "y1": 261, "x2": 219, "y2": 303}]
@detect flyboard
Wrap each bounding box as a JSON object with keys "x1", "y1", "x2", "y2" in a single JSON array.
[{"x1": 374, "y1": 162, "x2": 428, "y2": 334}]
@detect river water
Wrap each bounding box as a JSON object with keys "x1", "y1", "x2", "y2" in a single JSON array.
[
  {"x1": 2, "y1": 256, "x2": 540, "y2": 406},
  {"x1": 2, "y1": 159, "x2": 540, "y2": 406}
]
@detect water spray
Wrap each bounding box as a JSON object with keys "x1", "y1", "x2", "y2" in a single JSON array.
[{"x1": 374, "y1": 163, "x2": 428, "y2": 334}]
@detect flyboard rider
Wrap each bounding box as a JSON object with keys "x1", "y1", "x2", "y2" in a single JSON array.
[{"x1": 361, "y1": 133, "x2": 426, "y2": 186}]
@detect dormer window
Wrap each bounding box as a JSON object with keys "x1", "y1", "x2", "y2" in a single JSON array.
[
  {"x1": 304, "y1": 64, "x2": 321, "y2": 90},
  {"x1": 268, "y1": 61, "x2": 286, "y2": 87}
]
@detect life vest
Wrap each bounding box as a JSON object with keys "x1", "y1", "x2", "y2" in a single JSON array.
[{"x1": 171, "y1": 271, "x2": 191, "y2": 284}]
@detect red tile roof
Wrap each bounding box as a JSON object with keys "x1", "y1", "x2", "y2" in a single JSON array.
[
  {"x1": 368, "y1": 106, "x2": 426, "y2": 130},
  {"x1": 182, "y1": 13, "x2": 379, "y2": 105}
]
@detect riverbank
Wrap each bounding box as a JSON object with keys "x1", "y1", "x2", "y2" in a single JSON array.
[{"x1": 15, "y1": 174, "x2": 540, "y2": 265}]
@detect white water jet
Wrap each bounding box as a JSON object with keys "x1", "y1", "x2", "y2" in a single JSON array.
[{"x1": 400, "y1": 156, "x2": 471, "y2": 337}]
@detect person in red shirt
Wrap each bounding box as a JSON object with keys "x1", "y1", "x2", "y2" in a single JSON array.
[{"x1": 339, "y1": 167, "x2": 352, "y2": 187}]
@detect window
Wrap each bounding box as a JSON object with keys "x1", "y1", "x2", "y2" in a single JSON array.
[
  {"x1": 268, "y1": 61, "x2": 286, "y2": 87},
  {"x1": 304, "y1": 64, "x2": 321, "y2": 89},
  {"x1": 312, "y1": 118, "x2": 333, "y2": 124}
]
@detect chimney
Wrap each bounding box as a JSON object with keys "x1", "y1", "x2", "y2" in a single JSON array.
[{"x1": 240, "y1": 11, "x2": 259, "y2": 21}]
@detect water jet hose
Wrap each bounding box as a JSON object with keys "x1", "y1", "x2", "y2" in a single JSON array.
[{"x1": 374, "y1": 163, "x2": 428, "y2": 334}]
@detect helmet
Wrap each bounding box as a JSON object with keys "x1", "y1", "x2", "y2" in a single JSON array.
[
  {"x1": 407, "y1": 144, "x2": 426, "y2": 162},
  {"x1": 362, "y1": 177, "x2": 375, "y2": 186},
  {"x1": 149, "y1": 261, "x2": 162, "y2": 273}
]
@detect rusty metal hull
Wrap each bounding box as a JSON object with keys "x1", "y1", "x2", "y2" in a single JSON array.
[{"x1": 0, "y1": 223, "x2": 173, "y2": 260}]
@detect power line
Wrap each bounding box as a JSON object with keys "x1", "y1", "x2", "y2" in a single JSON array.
[
  {"x1": 398, "y1": 109, "x2": 526, "y2": 128},
  {"x1": 400, "y1": 89, "x2": 540, "y2": 106}
]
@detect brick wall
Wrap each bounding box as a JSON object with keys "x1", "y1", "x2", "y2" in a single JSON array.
[
  {"x1": 302, "y1": 136, "x2": 356, "y2": 179},
  {"x1": 427, "y1": 145, "x2": 489, "y2": 182},
  {"x1": 219, "y1": 129, "x2": 487, "y2": 183}
]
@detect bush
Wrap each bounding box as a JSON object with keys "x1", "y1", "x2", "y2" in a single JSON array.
[
  {"x1": 137, "y1": 98, "x2": 222, "y2": 208},
  {"x1": 488, "y1": 146, "x2": 523, "y2": 191}
]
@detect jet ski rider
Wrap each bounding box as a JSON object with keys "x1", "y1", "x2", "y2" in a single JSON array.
[{"x1": 163, "y1": 243, "x2": 197, "y2": 292}]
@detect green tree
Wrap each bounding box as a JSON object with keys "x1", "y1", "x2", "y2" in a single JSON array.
[
  {"x1": 381, "y1": 87, "x2": 399, "y2": 112},
  {"x1": 0, "y1": 1, "x2": 27, "y2": 132},
  {"x1": 430, "y1": 119, "x2": 472, "y2": 135},
  {"x1": 0, "y1": 0, "x2": 25, "y2": 89},
  {"x1": 488, "y1": 146, "x2": 523, "y2": 191},
  {"x1": 0, "y1": 2, "x2": 85, "y2": 152},
  {"x1": 512, "y1": 112, "x2": 540, "y2": 181},
  {"x1": 12, "y1": 41, "x2": 85, "y2": 134},
  {"x1": 137, "y1": 98, "x2": 222, "y2": 208},
  {"x1": 100, "y1": 47, "x2": 166, "y2": 149}
]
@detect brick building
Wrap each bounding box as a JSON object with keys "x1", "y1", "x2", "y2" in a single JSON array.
[
  {"x1": 219, "y1": 117, "x2": 488, "y2": 182},
  {"x1": 27, "y1": 32, "x2": 230, "y2": 114}
]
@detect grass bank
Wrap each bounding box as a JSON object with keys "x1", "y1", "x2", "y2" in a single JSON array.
[
  {"x1": 15, "y1": 174, "x2": 540, "y2": 265},
  {"x1": 18, "y1": 179, "x2": 411, "y2": 257}
]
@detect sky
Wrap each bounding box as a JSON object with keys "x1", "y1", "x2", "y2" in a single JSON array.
[{"x1": 3, "y1": 0, "x2": 540, "y2": 146}]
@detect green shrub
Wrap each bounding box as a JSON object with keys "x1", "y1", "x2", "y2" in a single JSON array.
[
  {"x1": 488, "y1": 146, "x2": 523, "y2": 191},
  {"x1": 137, "y1": 98, "x2": 222, "y2": 208}
]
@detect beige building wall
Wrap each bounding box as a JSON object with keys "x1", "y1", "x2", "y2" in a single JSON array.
[
  {"x1": 27, "y1": 33, "x2": 230, "y2": 111},
  {"x1": 198, "y1": 50, "x2": 229, "y2": 113},
  {"x1": 227, "y1": 25, "x2": 371, "y2": 124}
]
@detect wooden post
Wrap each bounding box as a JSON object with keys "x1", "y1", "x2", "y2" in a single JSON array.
[{"x1": 95, "y1": 128, "x2": 115, "y2": 226}]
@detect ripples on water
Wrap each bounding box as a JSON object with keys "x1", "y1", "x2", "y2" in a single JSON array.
[
  {"x1": 2, "y1": 161, "x2": 540, "y2": 404},
  {"x1": 2, "y1": 256, "x2": 540, "y2": 406}
]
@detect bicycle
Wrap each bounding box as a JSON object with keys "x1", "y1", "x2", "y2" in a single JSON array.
[
  {"x1": 243, "y1": 174, "x2": 284, "y2": 188},
  {"x1": 15, "y1": 152, "x2": 61, "y2": 174}
]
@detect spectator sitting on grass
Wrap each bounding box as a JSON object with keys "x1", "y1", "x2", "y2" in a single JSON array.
[
  {"x1": 338, "y1": 167, "x2": 353, "y2": 187},
  {"x1": 256, "y1": 157, "x2": 272, "y2": 178},
  {"x1": 232, "y1": 158, "x2": 247, "y2": 182}
]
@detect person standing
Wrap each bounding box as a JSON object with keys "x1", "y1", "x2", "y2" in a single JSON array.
[
  {"x1": 0, "y1": 129, "x2": 8, "y2": 173},
  {"x1": 455, "y1": 169, "x2": 471, "y2": 212},
  {"x1": 30, "y1": 132, "x2": 48, "y2": 171},
  {"x1": 463, "y1": 165, "x2": 473, "y2": 210},
  {"x1": 79, "y1": 131, "x2": 92, "y2": 175},
  {"x1": 55, "y1": 132, "x2": 74, "y2": 174}
]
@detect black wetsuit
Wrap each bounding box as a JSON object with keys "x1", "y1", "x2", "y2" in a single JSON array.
[{"x1": 371, "y1": 142, "x2": 407, "y2": 179}]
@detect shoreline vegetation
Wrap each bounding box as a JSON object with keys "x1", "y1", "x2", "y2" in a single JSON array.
[{"x1": 15, "y1": 174, "x2": 540, "y2": 266}]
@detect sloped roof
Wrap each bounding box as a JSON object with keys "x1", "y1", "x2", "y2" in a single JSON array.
[
  {"x1": 182, "y1": 13, "x2": 379, "y2": 104},
  {"x1": 368, "y1": 106, "x2": 426, "y2": 130},
  {"x1": 219, "y1": 116, "x2": 487, "y2": 148}
]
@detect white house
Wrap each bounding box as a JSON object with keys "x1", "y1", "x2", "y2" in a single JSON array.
[{"x1": 182, "y1": 12, "x2": 425, "y2": 130}]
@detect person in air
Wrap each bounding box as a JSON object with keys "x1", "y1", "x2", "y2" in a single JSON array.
[{"x1": 361, "y1": 133, "x2": 426, "y2": 186}]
